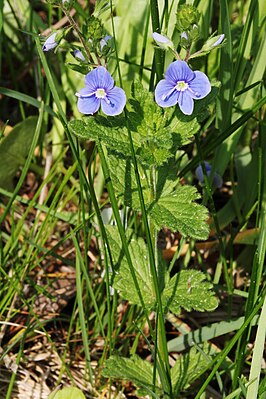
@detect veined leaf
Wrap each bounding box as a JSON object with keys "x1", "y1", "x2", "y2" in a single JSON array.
[
  {"x1": 171, "y1": 343, "x2": 213, "y2": 394},
  {"x1": 106, "y1": 226, "x2": 156, "y2": 308},
  {"x1": 149, "y1": 185, "x2": 209, "y2": 240},
  {"x1": 163, "y1": 270, "x2": 218, "y2": 314},
  {"x1": 0, "y1": 116, "x2": 39, "y2": 190},
  {"x1": 68, "y1": 117, "x2": 133, "y2": 157},
  {"x1": 107, "y1": 153, "x2": 150, "y2": 210},
  {"x1": 102, "y1": 355, "x2": 161, "y2": 395}
]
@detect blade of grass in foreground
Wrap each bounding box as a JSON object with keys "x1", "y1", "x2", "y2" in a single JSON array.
[
  {"x1": 72, "y1": 231, "x2": 93, "y2": 383},
  {"x1": 246, "y1": 295, "x2": 266, "y2": 399}
]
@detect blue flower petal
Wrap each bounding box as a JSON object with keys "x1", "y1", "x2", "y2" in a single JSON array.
[
  {"x1": 165, "y1": 60, "x2": 195, "y2": 84},
  {"x1": 77, "y1": 95, "x2": 100, "y2": 115},
  {"x1": 189, "y1": 71, "x2": 211, "y2": 99},
  {"x1": 155, "y1": 79, "x2": 179, "y2": 107},
  {"x1": 178, "y1": 91, "x2": 194, "y2": 115},
  {"x1": 101, "y1": 86, "x2": 126, "y2": 116},
  {"x1": 76, "y1": 87, "x2": 95, "y2": 97},
  {"x1": 85, "y1": 66, "x2": 114, "y2": 92}
]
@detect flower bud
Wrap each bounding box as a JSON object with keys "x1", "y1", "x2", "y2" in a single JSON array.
[
  {"x1": 86, "y1": 15, "x2": 104, "y2": 42},
  {"x1": 152, "y1": 32, "x2": 175, "y2": 51},
  {"x1": 176, "y1": 5, "x2": 200, "y2": 32},
  {"x1": 201, "y1": 34, "x2": 225, "y2": 51},
  {"x1": 73, "y1": 49, "x2": 86, "y2": 61},
  {"x1": 180, "y1": 31, "x2": 189, "y2": 48}
]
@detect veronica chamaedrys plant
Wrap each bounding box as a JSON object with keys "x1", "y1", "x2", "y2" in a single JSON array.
[
  {"x1": 42, "y1": 32, "x2": 58, "y2": 51},
  {"x1": 75, "y1": 66, "x2": 126, "y2": 116},
  {"x1": 155, "y1": 60, "x2": 211, "y2": 115}
]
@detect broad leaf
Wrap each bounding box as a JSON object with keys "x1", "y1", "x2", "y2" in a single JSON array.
[
  {"x1": 106, "y1": 226, "x2": 156, "y2": 308},
  {"x1": 163, "y1": 269, "x2": 218, "y2": 314},
  {"x1": 171, "y1": 343, "x2": 213, "y2": 394},
  {"x1": 68, "y1": 116, "x2": 133, "y2": 157},
  {"x1": 149, "y1": 185, "x2": 209, "y2": 240},
  {"x1": 102, "y1": 355, "x2": 161, "y2": 396},
  {"x1": 49, "y1": 387, "x2": 86, "y2": 399},
  {"x1": 0, "y1": 117, "x2": 38, "y2": 190}
]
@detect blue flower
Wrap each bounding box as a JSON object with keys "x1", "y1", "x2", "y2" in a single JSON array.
[
  {"x1": 155, "y1": 60, "x2": 211, "y2": 115},
  {"x1": 42, "y1": 32, "x2": 58, "y2": 52},
  {"x1": 195, "y1": 161, "x2": 223, "y2": 188},
  {"x1": 75, "y1": 66, "x2": 126, "y2": 116}
]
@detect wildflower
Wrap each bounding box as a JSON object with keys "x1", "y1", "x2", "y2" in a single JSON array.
[
  {"x1": 195, "y1": 161, "x2": 223, "y2": 188},
  {"x1": 74, "y1": 49, "x2": 86, "y2": 61},
  {"x1": 100, "y1": 35, "x2": 112, "y2": 51},
  {"x1": 152, "y1": 32, "x2": 175, "y2": 51},
  {"x1": 42, "y1": 32, "x2": 58, "y2": 52},
  {"x1": 75, "y1": 66, "x2": 126, "y2": 116},
  {"x1": 155, "y1": 60, "x2": 211, "y2": 115}
]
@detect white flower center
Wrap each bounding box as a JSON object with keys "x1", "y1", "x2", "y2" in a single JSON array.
[
  {"x1": 95, "y1": 88, "x2": 107, "y2": 99},
  {"x1": 175, "y1": 80, "x2": 188, "y2": 91}
]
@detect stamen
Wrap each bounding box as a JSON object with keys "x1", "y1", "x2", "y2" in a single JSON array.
[
  {"x1": 75, "y1": 91, "x2": 96, "y2": 98},
  {"x1": 162, "y1": 87, "x2": 176, "y2": 101},
  {"x1": 188, "y1": 87, "x2": 200, "y2": 97}
]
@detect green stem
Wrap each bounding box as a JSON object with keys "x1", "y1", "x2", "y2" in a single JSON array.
[
  {"x1": 150, "y1": 0, "x2": 164, "y2": 81},
  {"x1": 63, "y1": 8, "x2": 94, "y2": 64}
]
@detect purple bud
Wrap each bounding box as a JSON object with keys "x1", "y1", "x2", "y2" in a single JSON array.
[
  {"x1": 100, "y1": 35, "x2": 112, "y2": 51},
  {"x1": 42, "y1": 32, "x2": 58, "y2": 52},
  {"x1": 74, "y1": 50, "x2": 86, "y2": 61},
  {"x1": 211, "y1": 33, "x2": 225, "y2": 47},
  {"x1": 152, "y1": 32, "x2": 174, "y2": 50}
]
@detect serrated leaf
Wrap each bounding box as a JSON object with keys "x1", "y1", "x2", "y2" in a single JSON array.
[
  {"x1": 165, "y1": 110, "x2": 200, "y2": 146},
  {"x1": 102, "y1": 355, "x2": 161, "y2": 395},
  {"x1": 163, "y1": 270, "x2": 218, "y2": 314},
  {"x1": 106, "y1": 226, "x2": 155, "y2": 307},
  {"x1": 171, "y1": 343, "x2": 213, "y2": 394},
  {"x1": 149, "y1": 185, "x2": 209, "y2": 240},
  {"x1": 68, "y1": 116, "x2": 133, "y2": 157},
  {"x1": 107, "y1": 153, "x2": 150, "y2": 210}
]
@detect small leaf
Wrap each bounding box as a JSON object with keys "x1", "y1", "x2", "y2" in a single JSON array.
[
  {"x1": 106, "y1": 226, "x2": 156, "y2": 307},
  {"x1": 171, "y1": 343, "x2": 213, "y2": 394},
  {"x1": 149, "y1": 185, "x2": 209, "y2": 240},
  {"x1": 163, "y1": 269, "x2": 218, "y2": 314},
  {"x1": 49, "y1": 387, "x2": 86, "y2": 399},
  {"x1": 102, "y1": 355, "x2": 161, "y2": 395}
]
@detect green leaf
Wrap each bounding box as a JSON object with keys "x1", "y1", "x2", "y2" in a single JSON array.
[
  {"x1": 48, "y1": 387, "x2": 86, "y2": 399},
  {"x1": 107, "y1": 153, "x2": 150, "y2": 210},
  {"x1": 149, "y1": 185, "x2": 209, "y2": 240},
  {"x1": 102, "y1": 355, "x2": 161, "y2": 395},
  {"x1": 171, "y1": 343, "x2": 213, "y2": 394},
  {"x1": 106, "y1": 226, "x2": 156, "y2": 307},
  {"x1": 0, "y1": 116, "x2": 39, "y2": 190},
  {"x1": 163, "y1": 270, "x2": 218, "y2": 314},
  {"x1": 68, "y1": 116, "x2": 133, "y2": 157}
]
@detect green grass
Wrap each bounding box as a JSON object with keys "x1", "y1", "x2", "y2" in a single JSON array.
[{"x1": 0, "y1": 0, "x2": 265, "y2": 398}]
